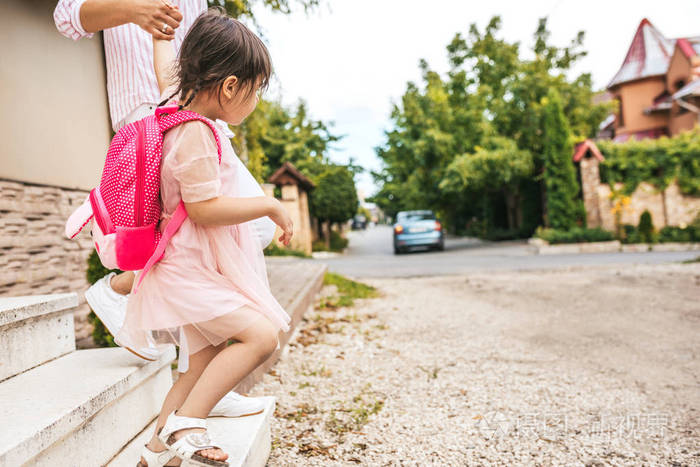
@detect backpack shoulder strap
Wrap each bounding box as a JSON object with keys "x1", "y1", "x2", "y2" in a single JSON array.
[
  {"x1": 133, "y1": 107, "x2": 228, "y2": 292},
  {"x1": 156, "y1": 106, "x2": 224, "y2": 164}
]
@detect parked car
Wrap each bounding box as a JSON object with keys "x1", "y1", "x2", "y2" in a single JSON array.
[
  {"x1": 351, "y1": 214, "x2": 367, "y2": 230},
  {"x1": 393, "y1": 210, "x2": 444, "y2": 254}
]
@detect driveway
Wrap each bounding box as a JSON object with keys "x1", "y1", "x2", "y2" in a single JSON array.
[{"x1": 314, "y1": 225, "x2": 698, "y2": 277}]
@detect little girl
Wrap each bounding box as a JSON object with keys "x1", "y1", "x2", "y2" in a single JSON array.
[{"x1": 119, "y1": 8, "x2": 294, "y2": 466}]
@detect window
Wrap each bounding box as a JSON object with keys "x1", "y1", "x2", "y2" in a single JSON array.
[{"x1": 674, "y1": 79, "x2": 686, "y2": 92}]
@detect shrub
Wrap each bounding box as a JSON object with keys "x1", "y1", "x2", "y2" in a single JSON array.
[
  {"x1": 637, "y1": 210, "x2": 656, "y2": 243},
  {"x1": 485, "y1": 228, "x2": 531, "y2": 241},
  {"x1": 86, "y1": 250, "x2": 121, "y2": 348},
  {"x1": 329, "y1": 230, "x2": 348, "y2": 252},
  {"x1": 620, "y1": 224, "x2": 643, "y2": 244},
  {"x1": 312, "y1": 230, "x2": 348, "y2": 252},
  {"x1": 658, "y1": 226, "x2": 699, "y2": 243},
  {"x1": 597, "y1": 128, "x2": 700, "y2": 196},
  {"x1": 621, "y1": 221, "x2": 699, "y2": 244},
  {"x1": 263, "y1": 241, "x2": 310, "y2": 258},
  {"x1": 86, "y1": 249, "x2": 121, "y2": 286},
  {"x1": 534, "y1": 226, "x2": 614, "y2": 244}
]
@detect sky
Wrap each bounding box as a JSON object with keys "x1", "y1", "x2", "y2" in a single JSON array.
[{"x1": 250, "y1": 0, "x2": 700, "y2": 200}]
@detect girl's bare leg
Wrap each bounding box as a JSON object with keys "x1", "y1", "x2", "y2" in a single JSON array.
[
  {"x1": 170, "y1": 314, "x2": 279, "y2": 462},
  {"x1": 141, "y1": 343, "x2": 224, "y2": 465},
  {"x1": 110, "y1": 270, "x2": 135, "y2": 295}
]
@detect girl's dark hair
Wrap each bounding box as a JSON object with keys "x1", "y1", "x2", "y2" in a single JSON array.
[{"x1": 160, "y1": 7, "x2": 271, "y2": 109}]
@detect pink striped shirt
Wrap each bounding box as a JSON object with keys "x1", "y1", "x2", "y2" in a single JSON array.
[{"x1": 53, "y1": 0, "x2": 206, "y2": 132}]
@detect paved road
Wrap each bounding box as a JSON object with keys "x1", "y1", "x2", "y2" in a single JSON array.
[{"x1": 310, "y1": 225, "x2": 698, "y2": 278}]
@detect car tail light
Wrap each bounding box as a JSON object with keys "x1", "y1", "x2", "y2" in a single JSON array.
[
  {"x1": 394, "y1": 224, "x2": 404, "y2": 234},
  {"x1": 434, "y1": 220, "x2": 441, "y2": 231}
]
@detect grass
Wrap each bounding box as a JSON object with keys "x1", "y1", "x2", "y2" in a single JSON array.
[
  {"x1": 417, "y1": 364, "x2": 441, "y2": 381},
  {"x1": 319, "y1": 272, "x2": 379, "y2": 310},
  {"x1": 263, "y1": 242, "x2": 311, "y2": 258},
  {"x1": 299, "y1": 363, "x2": 333, "y2": 378},
  {"x1": 325, "y1": 383, "x2": 385, "y2": 437},
  {"x1": 278, "y1": 402, "x2": 320, "y2": 423}
]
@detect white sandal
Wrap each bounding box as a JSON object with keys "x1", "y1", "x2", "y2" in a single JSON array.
[
  {"x1": 157, "y1": 411, "x2": 229, "y2": 467},
  {"x1": 136, "y1": 443, "x2": 176, "y2": 467}
]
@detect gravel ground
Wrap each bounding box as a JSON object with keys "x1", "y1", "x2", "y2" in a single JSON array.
[{"x1": 249, "y1": 262, "x2": 700, "y2": 466}]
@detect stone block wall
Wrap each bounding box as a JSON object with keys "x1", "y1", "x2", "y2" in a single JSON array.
[
  {"x1": 577, "y1": 157, "x2": 700, "y2": 230},
  {"x1": 0, "y1": 180, "x2": 94, "y2": 341}
]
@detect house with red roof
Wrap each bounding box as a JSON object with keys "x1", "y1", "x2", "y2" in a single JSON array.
[
  {"x1": 571, "y1": 19, "x2": 700, "y2": 231},
  {"x1": 600, "y1": 18, "x2": 700, "y2": 142}
]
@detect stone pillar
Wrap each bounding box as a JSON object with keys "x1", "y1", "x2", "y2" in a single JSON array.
[
  {"x1": 261, "y1": 183, "x2": 275, "y2": 198},
  {"x1": 579, "y1": 157, "x2": 602, "y2": 228},
  {"x1": 298, "y1": 190, "x2": 312, "y2": 255},
  {"x1": 280, "y1": 185, "x2": 304, "y2": 253}
]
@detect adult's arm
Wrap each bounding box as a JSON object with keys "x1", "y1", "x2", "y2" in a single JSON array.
[{"x1": 54, "y1": 0, "x2": 182, "y2": 41}]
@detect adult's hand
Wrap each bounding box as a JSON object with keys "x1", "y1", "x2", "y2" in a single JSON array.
[
  {"x1": 80, "y1": 0, "x2": 183, "y2": 40},
  {"x1": 132, "y1": 0, "x2": 183, "y2": 40}
]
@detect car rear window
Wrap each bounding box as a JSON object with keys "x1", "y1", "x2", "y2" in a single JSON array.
[{"x1": 398, "y1": 212, "x2": 435, "y2": 222}]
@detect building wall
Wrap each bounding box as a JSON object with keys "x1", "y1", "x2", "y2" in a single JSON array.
[
  {"x1": 669, "y1": 105, "x2": 699, "y2": 136},
  {"x1": 0, "y1": 180, "x2": 95, "y2": 341},
  {"x1": 0, "y1": 0, "x2": 111, "y2": 190},
  {"x1": 0, "y1": 0, "x2": 111, "y2": 342},
  {"x1": 666, "y1": 47, "x2": 691, "y2": 93},
  {"x1": 613, "y1": 77, "x2": 668, "y2": 135}
]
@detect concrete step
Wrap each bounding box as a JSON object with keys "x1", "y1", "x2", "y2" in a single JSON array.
[
  {"x1": 0, "y1": 293, "x2": 78, "y2": 382},
  {"x1": 107, "y1": 396, "x2": 276, "y2": 467},
  {"x1": 0, "y1": 346, "x2": 175, "y2": 466}
]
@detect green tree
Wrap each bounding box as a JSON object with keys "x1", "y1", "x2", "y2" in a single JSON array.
[
  {"x1": 232, "y1": 100, "x2": 340, "y2": 183},
  {"x1": 541, "y1": 89, "x2": 581, "y2": 230},
  {"x1": 439, "y1": 136, "x2": 533, "y2": 230},
  {"x1": 209, "y1": 0, "x2": 320, "y2": 25},
  {"x1": 373, "y1": 16, "x2": 606, "y2": 236},
  {"x1": 309, "y1": 164, "x2": 358, "y2": 248}
]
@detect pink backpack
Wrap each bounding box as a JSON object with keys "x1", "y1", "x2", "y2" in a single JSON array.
[{"x1": 65, "y1": 104, "x2": 222, "y2": 292}]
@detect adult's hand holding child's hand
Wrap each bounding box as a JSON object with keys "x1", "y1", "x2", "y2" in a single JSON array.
[
  {"x1": 268, "y1": 198, "x2": 294, "y2": 247},
  {"x1": 133, "y1": 0, "x2": 182, "y2": 40}
]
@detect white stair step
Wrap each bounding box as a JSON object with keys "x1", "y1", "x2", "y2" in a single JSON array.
[
  {"x1": 0, "y1": 345, "x2": 175, "y2": 466},
  {"x1": 108, "y1": 396, "x2": 276, "y2": 467},
  {"x1": 0, "y1": 293, "x2": 78, "y2": 381}
]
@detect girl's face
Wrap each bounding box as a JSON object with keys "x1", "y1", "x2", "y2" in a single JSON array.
[{"x1": 217, "y1": 76, "x2": 262, "y2": 126}]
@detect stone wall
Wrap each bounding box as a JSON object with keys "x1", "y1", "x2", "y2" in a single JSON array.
[
  {"x1": 577, "y1": 156, "x2": 700, "y2": 230},
  {"x1": 595, "y1": 181, "x2": 700, "y2": 231},
  {"x1": 0, "y1": 180, "x2": 94, "y2": 341}
]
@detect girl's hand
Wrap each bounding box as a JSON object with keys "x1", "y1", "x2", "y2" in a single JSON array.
[{"x1": 268, "y1": 198, "x2": 294, "y2": 247}]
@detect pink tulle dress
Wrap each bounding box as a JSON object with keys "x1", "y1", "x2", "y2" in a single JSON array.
[{"x1": 115, "y1": 119, "x2": 291, "y2": 372}]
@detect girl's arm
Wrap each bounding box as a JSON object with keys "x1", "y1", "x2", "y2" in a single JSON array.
[
  {"x1": 153, "y1": 35, "x2": 178, "y2": 97},
  {"x1": 186, "y1": 196, "x2": 294, "y2": 246}
]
